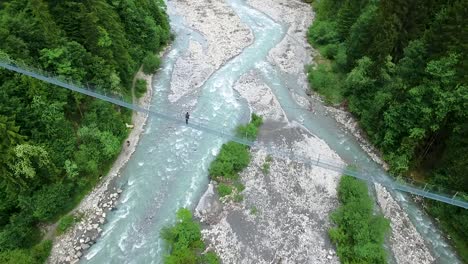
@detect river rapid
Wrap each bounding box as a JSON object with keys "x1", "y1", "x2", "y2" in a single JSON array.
[{"x1": 82, "y1": 0, "x2": 460, "y2": 263}]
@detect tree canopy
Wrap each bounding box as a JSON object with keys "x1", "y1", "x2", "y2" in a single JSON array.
[
  {"x1": 0, "y1": 0, "x2": 171, "y2": 261},
  {"x1": 307, "y1": 0, "x2": 468, "y2": 260}
]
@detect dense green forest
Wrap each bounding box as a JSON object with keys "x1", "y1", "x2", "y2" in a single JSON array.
[
  {"x1": 307, "y1": 0, "x2": 467, "y2": 260},
  {"x1": 0, "y1": 0, "x2": 170, "y2": 262}
]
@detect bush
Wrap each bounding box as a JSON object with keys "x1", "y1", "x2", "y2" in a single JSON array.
[
  {"x1": 142, "y1": 53, "x2": 161, "y2": 74},
  {"x1": 322, "y1": 44, "x2": 339, "y2": 59},
  {"x1": 208, "y1": 142, "x2": 250, "y2": 180},
  {"x1": 31, "y1": 240, "x2": 52, "y2": 263},
  {"x1": 135, "y1": 79, "x2": 147, "y2": 98},
  {"x1": 329, "y1": 176, "x2": 390, "y2": 264},
  {"x1": 0, "y1": 213, "x2": 37, "y2": 251},
  {"x1": 261, "y1": 162, "x2": 270, "y2": 174},
  {"x1": 217, "y1": 184, "x2": 233, "y2": 197},
  {"x1": 162, "y1": 208, "x2": 220, "y2": 264},
  {"x1": 31, "y1": 183, "x2": 72, "y2": 221},
  {"x1": 250, "y1": 206, "x2": 258, "y2": 215},
  {"x1": 307, "y1": 20, "x2": 339, "y2": 45},
  {"x1": 233, "y1": 194, "x2": 244, "y2": 203},
  {"x1": 236, "y1": 114, "x2": 263, "y2": 141},
  {"x1": 202, "y1": 252, "x2": 220, "y2": 264},
  {"x1": 307, "y1": 64, "x2": 344, "y2": 104},
  {"x1": 57, "y1": 214, "x2": 81, "y2": 235}
]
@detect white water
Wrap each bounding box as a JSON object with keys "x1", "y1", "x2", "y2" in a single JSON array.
[{"x1": 83, "y1": 0, "x2": 460, "y2": 263}]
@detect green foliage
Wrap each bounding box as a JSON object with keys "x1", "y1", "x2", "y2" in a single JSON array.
[
  {"x1": 308, "y1": 21, "x2": 339, "y2": 46},
  {"x1": 307, "y1": 64, "x2": 344, "y2": 104},
  {"x1": 236, "y1": 113, "x2": 263, "y2": 141},
  {"x1": 135, "y1": 79, "x2": 148, "y2": 98},
  {"x1": 250, "y1": 206, "x2": 258, "y2": 215},
  {"x1": 162, "y1": 208, "x2": 220, "y2": 264},
  {"x1": 209, "y1": 114, "x2": 262, "y2": 203},
  {"x1": 208, "y1": 142, "x2": 250, "y2": 181},
  {"x1": 217, "y1": 184, "x2": 233, "y2": 197},
  {"x1": 261, "y1": 162, "x2": 270, "y2": 175},
  {"x1": 0, "y1": 239, "x2": 53, "y2": 263},
  {"x1": 329, "y1": 176, "x2": 390, "y2": 264},
  {"x1": 57, "y1": 214, "x2": 81, "y2": 235},
  {"x1": 233, "y1": 194, "x2": 244, "y2": 203},
  {"x1": 201, "y1": 252, "x2": 220, "y2": 264},
  {"x1": 142, "y1": 53, "x2": 162, "y2": 74},
  {"x1": 308, "y1": 1, "x2": 468, "y2": 258},
  {"x1": 0, "y1": 0, "x2": 171, "y2": 257},
  {"x1": 30, "y1": 240, "x2": 52, "y2": 263}
]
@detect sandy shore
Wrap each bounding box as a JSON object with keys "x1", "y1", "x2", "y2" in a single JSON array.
[{"x1": 48, "y1": 70, "x2": 154, "y2": 264}]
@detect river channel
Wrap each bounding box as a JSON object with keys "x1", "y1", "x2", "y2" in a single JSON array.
[{"x1": 83, "y1": 0, "x2": 460, "y2": 263}]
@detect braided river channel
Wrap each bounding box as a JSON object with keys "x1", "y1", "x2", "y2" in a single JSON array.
[{"x1": 82, "y1": 0, "x2": 460, "y2": 263}]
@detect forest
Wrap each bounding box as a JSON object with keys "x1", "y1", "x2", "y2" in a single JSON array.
[
  {"x1": 307, "y1": 0, "x2": 467, "y2": 261},
  {"x1": 0, "y1": 0, "x2": 170, "y2": 262}
]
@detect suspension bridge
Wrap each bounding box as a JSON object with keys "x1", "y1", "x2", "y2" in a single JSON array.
[{"x1": 0, "y1": 61, "x2": 466, "y2": 209}]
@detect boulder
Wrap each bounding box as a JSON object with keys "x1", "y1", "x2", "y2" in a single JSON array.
[{"x1": 81, "y1": 243, "x2": 90, "y2": 250}]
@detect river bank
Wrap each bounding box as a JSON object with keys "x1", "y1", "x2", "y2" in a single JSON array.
[
  {"x1": 47, "y1": 69, "x2": 154, "y2": 264},
  {"x1": 195, "y1": 0, "x2": 440, "y2": 263}
]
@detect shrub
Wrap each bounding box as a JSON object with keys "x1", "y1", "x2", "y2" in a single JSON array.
[
  {"x1": 31, "y1": 240, "x2": 52, "y2": 263},
  {"x1": 234, "y1": 182, "x2": 245, "y2": 192},
  {"x1": 142, "y1": 53, "x2": 161, "y2": 74},
  {"x1": 208, "y1": 142, "x2": 250, "y2": 180},
  {"x1": 217, "y1": 184, "x2": 233, "y2": 197},
  {"x1": 57, "y1": 214, "x2": 81, "y2": 235},
  {"x1": 329, "y1": 176, "x2": 390, "y2": 264},
  {"x1": 135, "y1": 79, "x2": 147, "y2": 98},
  {"x1": 307, "y1": 20, "x2": 339, "y2": 45},
  {"x1": 202, "y1": 251, "x2": 220, "y2": 264},
  {"x1": 307, "y1": 64, "x2": 343, "y2": 104},
  {"x1": 162, "y1": 208, "x2": 220, "y2": 264},
  {"x1": 233, "y1": 194, "x2": 244, "y2": 203},
  {"x1": 31, "y1": 183, "x2": 72, "y2": 221},
  {"x1": 236, "y1": 114, "x2": 263, "y2": 141},
  {"x1": 261, "y1": 162, "x2": 270, "y2": 174},
  {"x1": 250, "y1": 206, "x2": 258, "y2": 215}
]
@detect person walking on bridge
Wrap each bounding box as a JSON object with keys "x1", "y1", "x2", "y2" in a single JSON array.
[{"x1": 185, "y1": 112, "x2": 190, "y2": 124}]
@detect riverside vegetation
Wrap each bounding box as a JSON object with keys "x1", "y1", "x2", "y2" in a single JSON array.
[
  {"x1": 0, "y1": 0, "x2": 170, "y2": 262},
  {"x1": 306, "y1": 0, "x2": 467, "y2": 260},
  {"x1": 209, "y1": 114, "x2": 263, "y2": 202},
  {"x1": 329, "y1": 176, "x2": 390, "y2": 264},
  {"x1": 162, "y1": 115, "x2": 263, "y2": 263},
  {"x1": 161, "y1": 208, "x2": 220, "y2": 264}
]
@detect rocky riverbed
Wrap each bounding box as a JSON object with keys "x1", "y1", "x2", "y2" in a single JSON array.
[{"x1": 196, "y1": 0, "x2": 437, "y2": 263}]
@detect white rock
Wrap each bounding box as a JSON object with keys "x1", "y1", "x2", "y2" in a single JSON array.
[{"x1": 81, "y1": 243, "x2": 90, "y2": 250}]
